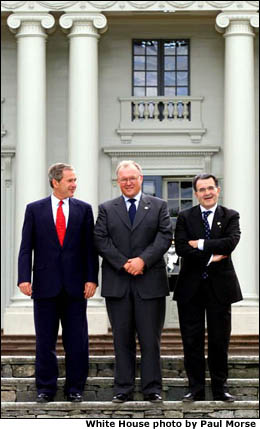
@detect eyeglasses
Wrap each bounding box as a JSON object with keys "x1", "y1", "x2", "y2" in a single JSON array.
[
  {"x1": 118, "y1": 176, "x2": 140, "y2": 184},
  {"x1": 197, "y1": 186, "x2": 217, "y2": 194}
]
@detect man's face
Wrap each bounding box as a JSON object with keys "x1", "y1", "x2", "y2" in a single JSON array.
[
  {"x1": 53, "y1": 169, "x2": 77, "y2": 199},
  {"x1": 117, "y1": 165, "x2": 143, "y2": 198},
  {"x1": 195, "y1": 177, "x2": 220, "y2": 209}
]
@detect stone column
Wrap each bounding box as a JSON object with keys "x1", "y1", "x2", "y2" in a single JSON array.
[
  {"x1": 60, "y1": 13, "x2": 108, "y2": 334},
  {"x1": 4, "y1": 13, "x2": 55, "y2": 334},
  {"x1": 60, "y1": 13, "x2": 107, "y2": 216},
  {"x1": 216, "y1": 12, "x2": 259, "y2": 333}
]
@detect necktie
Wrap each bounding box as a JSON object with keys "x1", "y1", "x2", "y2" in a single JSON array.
[
  {"x1": 128, "y1": 198, "x2": 136, "y2": 225},
  {"x1": 56, "y1": 200, "x2": 66, "y2": 246},
  {"x1": 202, "y1": 210, "x2": 212, "y2": 279}
]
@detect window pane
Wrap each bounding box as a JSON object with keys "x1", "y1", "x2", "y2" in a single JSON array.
[
  {"x1": 168, "y1": 182, "x2": 179, "y2": 198},
  {"x1": 176, "y1": 87, "x2": 188, "y2": 96},
  {"x1": 143, "y1": 181, "x2": 156, "y2": 196},
  {"x1": 165, "y1": 72, "x2": 176, "y2": 86},
  {"x1": 146, "y1": 87, "x2": 158, "y2": 96},
  {"x1": 177, "y1": 42, "x2": 188, "y2": 55},
  {"x1": 164, "y1": 87, "x2": 176, "y2": 96},
  {"x1": 134, "y1": 87, "x2": 145, "y2": 96},
  {"x1": 147, "y1": 41, "x2": 158, "y2": 55},
  {"x1": 177, "y1": 56, "x2": 188, "y2": 70},
  {"x1": 181, "y1": 200, "x2": 192, "y2": 211},
  {"x1": 147, "y1": 72, "x2": 157, "y2": 86},
  {"x1": 164, "y1": 56, "x2": 175, "y2": 70},
  {"x1": 177, "y1": 72, "x2": 188, "y2": 85},
  {"x1": 134, "y1": 71, "x2": 145, "y2": 86},
  {"x1": 181, "y1": 182, "x2": 192, "y2": 198},
  {"x1": 134, "y1": 56, "x2": 145, "y2": 70},
  {"x1": 147, "y1": 56, "x2": 157, "y2": 70},
  {"x1": 164, "y1": 41, "x2": 176, "y2": 55},
  {"x1": 134, "y1": 42, "x2": 145, "y2": 54},
  {"x1": 168, "y1": 200, "x2": 179, "y2": 218}
]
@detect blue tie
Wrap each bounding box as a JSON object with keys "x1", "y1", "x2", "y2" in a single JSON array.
[
  {"x1": 202, "y1": 210, "x2": 212, "y2": 279},
  {"x1": 128, "y1": 199, "x2": 136, "y2": 225}
]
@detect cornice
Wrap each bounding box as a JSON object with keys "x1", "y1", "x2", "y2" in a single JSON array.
[
  {"x1": 103, "y1": 145, "x2": 220, "y2": 157},
  {"x1": 1, "y1": 1, "x2": 259, "y2": 13}
]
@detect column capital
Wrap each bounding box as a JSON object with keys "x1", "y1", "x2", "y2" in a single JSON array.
[
  {"x1": 7, "y1": 12, "x2": 55, "y2": 37},
  {"x1": 216, "y1": 11, "x2": 259, "y2": 37},
  {"x1": 59, "y1": 12, "x2": 108, "y2": 38}
]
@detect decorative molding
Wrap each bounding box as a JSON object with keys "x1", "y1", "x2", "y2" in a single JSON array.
[
  {"x1": 1, "y1": 1, "x2": 259, "y2": 12},
  {"x1": 216, "y1": 11, "x2": 259, "y2": 35},
  {"x1": 59, "y1": 12, "x2": 107, "y2": 36},
  {"x1": 1, "y1": 98, "x2": 7, "y2": 138},
  {"x1": 7, "y1": 12, "x2": 55, "y2": 35},
  {"x1": 104, "y1": 145, "x2": 220, "y2": 157}
]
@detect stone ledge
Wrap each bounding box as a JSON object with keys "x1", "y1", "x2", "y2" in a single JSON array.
[{"x1": 1, "y1": 401, "x2": 259, "y2": 419}]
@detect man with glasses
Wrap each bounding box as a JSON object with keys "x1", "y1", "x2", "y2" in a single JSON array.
[
  {"x1": 174, "y1": 173, "x2": 242, "y2": 402},
  {"x1": 94, "y1": 160, "x2": 172, "y2": 403}
]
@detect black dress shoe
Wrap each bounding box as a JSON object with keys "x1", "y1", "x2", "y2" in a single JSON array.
[
  {"x1": 112, "y1": 393, "x2": 133, "y2": 403},
  {"x1": 213, "y1": 392, "x2": 235, "y2": 402},
  {"x1": 36, "y1": 393, "x2": 54, "y2": 403},
  {"x1": 144, "y1": 393, "x2": 162, "y2": 403},
  {"x1": 66, "y1": 393, "x2": 83, "y2": 402},
  {"x1": 182, "y1": 392, "x2": 205, "y2": 402}
]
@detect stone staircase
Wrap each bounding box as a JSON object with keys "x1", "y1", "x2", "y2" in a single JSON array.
[{"x1": 1, "y1": 355, "x2": 259, "y2": 419}]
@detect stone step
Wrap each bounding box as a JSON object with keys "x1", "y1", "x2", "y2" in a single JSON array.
[
  {"x1": 2, "y1": 377, "x2": 259, "y2": 402},
  {"x1": 2, "y1": 356, "x2": 259, "y2": 379},
  {"x1": 1, "y1": 400, "x2": 259, "y2": 419}
]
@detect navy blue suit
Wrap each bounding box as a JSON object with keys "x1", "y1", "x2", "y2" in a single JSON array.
[{"x1": 18, "y1": 196, "x2": 99, "y2": 396}]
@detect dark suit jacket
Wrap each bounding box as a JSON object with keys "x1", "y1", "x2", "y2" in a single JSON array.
[
  {"x1": 94, "y1": 194, "x2": 173, "y2": 299},
  {"x1": 173, "y1": 204, "x2": 243, "y2": 305},
  {"x1": 18, "y1": 196, "x2": 99, "y2": 299}
]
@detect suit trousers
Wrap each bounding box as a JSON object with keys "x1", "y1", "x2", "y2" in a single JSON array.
[
  {"x1": 106, "y1": 281, "x2": 166, "y2": 395},
  {"x1": 34, "y1": 289, "x2": 88, "y2": 396},
  {"x1": 177, "y1": 278, "x2": 231, "y2": 396}
]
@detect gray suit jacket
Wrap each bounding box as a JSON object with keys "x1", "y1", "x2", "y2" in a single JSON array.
[{"x1": 94, "y1": 194, "x2": 173, "y2": 299}]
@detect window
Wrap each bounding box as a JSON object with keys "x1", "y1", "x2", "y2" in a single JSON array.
[
  {"x1": 133, "y1": 40, "x2": 190, "y2": 97},
  {"x1": 164, "y1": 179, "x2": 193, "y2": 232}
]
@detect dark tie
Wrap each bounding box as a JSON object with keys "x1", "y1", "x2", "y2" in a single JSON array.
[
  {"x1": 56, "y1": 200, "x2": 66, "y2": 246},
  {"x1": 202, "y1": 210, "x2": 212, "y2": 279},
  {"x1": 128, "y1": 198, "x2": 136, "y2": 225}
]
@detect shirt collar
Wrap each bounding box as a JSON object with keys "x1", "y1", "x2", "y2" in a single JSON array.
[
  {"x1": 122, "y1": 190, "x2": 142, "y2": 203},
  {"x1": 51, "y1": 193, "x2": 69, "y2": 206},
  {"x1": 200, "y1": 203, "x2": 217, "y2": 215}
]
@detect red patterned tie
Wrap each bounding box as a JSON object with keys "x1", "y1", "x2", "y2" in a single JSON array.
[{"x1": 56, "y1": 200, "x2": 66, "y2": 246}]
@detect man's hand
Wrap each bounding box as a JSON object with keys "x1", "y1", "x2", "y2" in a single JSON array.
[
  {"x1": 84, "y1": 282, "x2": 97, "y2": 299},
  {"x1": 19, "y1": 282, "x2": 32, "y2": 296},
  {"x1": 212, "y1": 255, "x2": 228, "y2": 263},
  {"x1": 124, "y1": 257, "x2": 145, "y2": 276},
  {"x1": 188, "y1": 240, "x2": 199, "y2": 248}
]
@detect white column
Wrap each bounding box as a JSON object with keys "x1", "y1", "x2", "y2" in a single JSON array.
[
  {"x1": 216, "y1": 12, "x2": 259, "y2": 333},
  {"x1": 60, "y1": 13, "x2": 108, "y2": 334},
  {"x1": 60, "y1": 13, "x2": 107, "y2": 216},
  {"x1": 4, "y1": 13, "x2": 55, "y2": 334}
]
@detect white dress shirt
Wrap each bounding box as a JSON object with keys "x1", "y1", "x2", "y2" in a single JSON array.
[
  {"x1": 122, "y1": 190, "x2": 142, "y2": 212},
  {"x1": 198, "y1": 203, "x2": 218, "y2": 265},
  {"x1": 51, "y1": 194, "x2": 69, "y2": 227}
]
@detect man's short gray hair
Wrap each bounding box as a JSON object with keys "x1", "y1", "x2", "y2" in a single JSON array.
[
  {"x1": 48, "y1": 163, "x2": 75, "y2": 188},
  {"x1": 116, "y1": 160, "x2": 143, "y2": 177}
]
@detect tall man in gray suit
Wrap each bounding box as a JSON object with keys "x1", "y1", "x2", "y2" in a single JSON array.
[{"x1": 94, "y1": 160, "x2": 172, "y2": 403}]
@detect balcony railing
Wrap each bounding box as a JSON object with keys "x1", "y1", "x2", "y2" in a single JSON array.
[{"x1": 117, "y1": 96, "x2": 206, "y2": 144}]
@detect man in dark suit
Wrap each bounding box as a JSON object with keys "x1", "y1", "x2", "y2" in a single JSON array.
[
  {"x1": 174, "y1": 173, "x2": 242, "y2": 402},
  {"x1": 94, "y1": 160, "x2": 172, "y2": 403},
  {"x1": 18, "y1": 163, "x2": 99, "y2": 403}
]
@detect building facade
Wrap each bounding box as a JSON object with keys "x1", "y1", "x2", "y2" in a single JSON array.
[{"x1": 1, "y1": 1, "x2": 259, "y2": 335}]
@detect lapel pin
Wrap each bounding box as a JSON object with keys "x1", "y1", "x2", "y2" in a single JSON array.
[
  {"x1": 217, "y1": 222, "x2": 222, "y2": 227},
  {"x1": 144, "y1": 206, "x2": 149, "y2": 210}
]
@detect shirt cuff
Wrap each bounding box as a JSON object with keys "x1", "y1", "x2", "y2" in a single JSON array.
[{"x1": 198, "y1": 239, "x2": 204, "y2": 250}]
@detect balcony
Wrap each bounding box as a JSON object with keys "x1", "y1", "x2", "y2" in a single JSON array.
[{"x1": 117, "y1": 96, "x2": 206, "y2": 144}]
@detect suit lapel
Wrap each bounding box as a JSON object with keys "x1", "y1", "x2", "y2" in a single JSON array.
[
  {"x1": 113, "y1": 196, "x2": 132, "y2": 230},
  {"x1": 132, "y1": 194, "x2": 151, "y2": 231},
  {"x1": 191, "y1": 205, "x2": 206, "y2": 238},
  {"x1": 211, "y1": 205, "x2": 224, "y2": 238},
  {"x1": 62, "y1": 198, "x2": 77, "y2": 247},
  {"x1": 39, "y1": 197, "x2": 61, "y2": 247}
]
